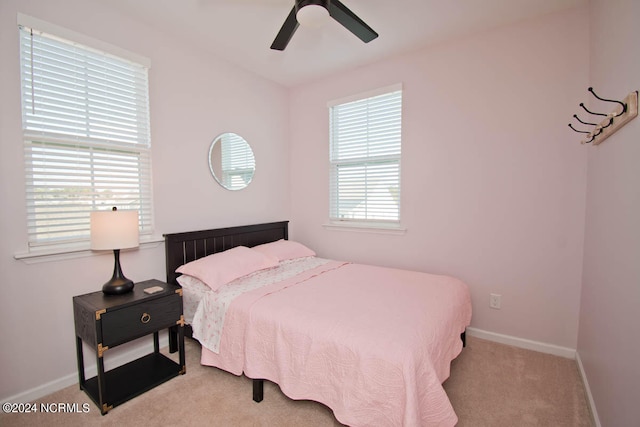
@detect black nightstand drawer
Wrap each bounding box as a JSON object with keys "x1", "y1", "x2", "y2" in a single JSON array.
[{"x1": 101, "y1": 293, "x2": 182, "y2": 347}]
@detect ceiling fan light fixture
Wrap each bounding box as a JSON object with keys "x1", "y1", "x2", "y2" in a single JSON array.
[
  {"x1": 296, "y1": 2, "x2": 330, "y2": 28},
  {"x1": 271, "y1": 0, "x2": 377, "y2": 51}
]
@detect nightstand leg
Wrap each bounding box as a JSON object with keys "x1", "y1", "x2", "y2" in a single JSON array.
[
  {"x1": 153, "y1": 331, "x2": 159, "y2": 353},
  {"x1": 75, "y1": 336, "x2": 85, "y2": 389},
  {"x1": 168, "y1": 325, "x2": 177, "y2": 353},
  {"x1": 178, "y1": 325, "x2": 185, "y2": 373},
  {"x1": 96, "y1": 353, "x2": 107, "y2": 415}
]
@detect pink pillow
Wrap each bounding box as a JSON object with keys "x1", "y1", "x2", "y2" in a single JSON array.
[
  {"x1": 176, "y1": 246, "x2": 278, "y2": 291},
  {"x1": 252, "y1": 239, "x2": 315, "y2": 261}
]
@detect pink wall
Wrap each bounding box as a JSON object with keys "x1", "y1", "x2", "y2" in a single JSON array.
[
  {"x1": 578, "y1": 1, "x2": 640, "y2": 425},
  {"x1": 289, "y1": 7, "x2": 589, "y2": 349},
  {"x1": 2, "y1": 0, "x2": 623, "y2": 410},
  {"x1": 0, "y1": 0, "x2": 290, "y2": 400}
]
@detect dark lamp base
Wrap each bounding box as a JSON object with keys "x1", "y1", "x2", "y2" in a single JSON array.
[
  {"x1": 102, "y1": 248, "x2": 135, "y2": 295},
  {"x1": 102, "y1": 277, "x2": 134, "y2": 295}
]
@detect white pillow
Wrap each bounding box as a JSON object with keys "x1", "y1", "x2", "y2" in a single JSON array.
[{"x1": 176, "y1": 274, "x2": 208, "y2": 291}]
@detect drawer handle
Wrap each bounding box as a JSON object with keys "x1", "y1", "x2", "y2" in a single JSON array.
[{"x1": 141, "y1": 312, "x2": 151, "y2": 324}]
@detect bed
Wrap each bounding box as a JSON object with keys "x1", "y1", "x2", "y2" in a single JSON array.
[{"x1": 164, "y1": 221, "x2": 472, "y2": 427}]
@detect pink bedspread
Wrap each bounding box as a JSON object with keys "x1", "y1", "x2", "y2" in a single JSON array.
[{"x1": 200, "y1": 261, "x2": 472, "y2": 426}]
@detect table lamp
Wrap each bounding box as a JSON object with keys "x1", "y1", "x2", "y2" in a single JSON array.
[{"x1": 90, "y1": 207, "x2": 139, "y2": 295}]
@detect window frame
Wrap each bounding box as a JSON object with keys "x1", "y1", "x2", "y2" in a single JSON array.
[
  {"x1": 327, "y1": 84, "x2": 404, "y2": 232},
  {"x1": 15, "y1": 14, "x2": 155, "y2": 258}
]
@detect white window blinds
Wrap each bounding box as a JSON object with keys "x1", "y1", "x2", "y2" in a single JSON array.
[
  {"x1": 329, "y1": 86, "x2": 402, "y2": 224},
  {"x1": 18, "y1": 24, "x2": 153, "y2": 249}
]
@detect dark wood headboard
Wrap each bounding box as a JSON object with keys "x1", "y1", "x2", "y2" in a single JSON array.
[{"x1": 164, "y1": 221, "x2": 289, "y2": 285}]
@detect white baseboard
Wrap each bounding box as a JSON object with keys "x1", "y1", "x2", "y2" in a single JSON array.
[
  {"x1": 3, "y1": 372, "x2": 79, "y2": 405},
  {"x1": 2, "y1": 339, "x2": 163, "y2": 404},
  {"x1": 575, "y1": 351, "x2": 601, "y2": 427},
  {"x1": 466, "y1": 327, "x2": 576, "y2": 359}
]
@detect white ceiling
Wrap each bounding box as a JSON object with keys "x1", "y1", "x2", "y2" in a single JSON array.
[{"x1": 109, "y1": 0, "x2": 586, "y2": 88}]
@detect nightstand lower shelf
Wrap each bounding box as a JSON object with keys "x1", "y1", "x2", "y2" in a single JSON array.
[{"x1": 82, "y1": 353, "x2": 182, "y2": 412}]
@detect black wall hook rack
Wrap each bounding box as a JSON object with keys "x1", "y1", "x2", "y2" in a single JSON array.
[{"x1": 569, "y1": 88, "x2": 638, "y2": 145}]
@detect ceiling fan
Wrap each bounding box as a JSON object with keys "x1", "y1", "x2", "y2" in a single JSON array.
[{"x1": 271, "y1": 0, "x2": 378, "y2": 51}]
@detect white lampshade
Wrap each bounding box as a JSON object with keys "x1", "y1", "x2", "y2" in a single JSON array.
[
  {"x1": 90, "y1": 209, "x2": 139, "y2": 250},
  {"x1": 296, "y1": 4, "x2": 330, "y2": 28}
]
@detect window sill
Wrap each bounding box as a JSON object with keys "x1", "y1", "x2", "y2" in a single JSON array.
[
  {"x1": 14, "y1": 235, "x2": 164, "y2": 264},
  {"x1": 322, "y1": 222, "x2": 407, "y2": 235}
]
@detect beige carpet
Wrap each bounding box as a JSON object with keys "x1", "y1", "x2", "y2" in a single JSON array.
[{"x1": 0, "y1": 336, "x2": 593, "y2": 426}]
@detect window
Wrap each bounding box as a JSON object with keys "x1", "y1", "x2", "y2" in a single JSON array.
[
  {"x1": 18, "y1": 21, "x2": 153, "y2": 252},
  {"x1": 329, "y1": 85, "x2": 402, "y2": 227}
]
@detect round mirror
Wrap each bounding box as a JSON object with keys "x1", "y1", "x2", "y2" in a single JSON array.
[{"x1": 208, "y1": 132, "x2": 255, "y2": 191}]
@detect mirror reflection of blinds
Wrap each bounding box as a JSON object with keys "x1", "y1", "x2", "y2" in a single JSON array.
[
  {"x1": 329, "y1": 88, "x2": 402, "y2": 223},
  {"x1": 220, "y1": 133, "x2": 255, "y2": 190},
  {"x1": 19, "y1": 25, "x2": 152, "y2": 247}
]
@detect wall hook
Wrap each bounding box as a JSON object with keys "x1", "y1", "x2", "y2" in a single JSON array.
[
  {"x1": 576, "y1": 113, "x2": 613, "y2": 130},
  {"x1": 588, "y1": 87, "x2": 627, "y2": 116},
  {"x1": 568, "y1": 123, "x2": 590, "y2": 134},
  {"x1": 579, "y1": 102, "x2": 607, "y2": 117},
  {"x1": 572, "y1": 114, "x2": 597, "y2": 126},
  {"x1": 568, "y1": 124, "x2": 599, "y2": 143}
]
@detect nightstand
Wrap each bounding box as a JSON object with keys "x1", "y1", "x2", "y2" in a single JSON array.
[{"x1": 73, "y1": 279, "x2": 186, "y2": 415}]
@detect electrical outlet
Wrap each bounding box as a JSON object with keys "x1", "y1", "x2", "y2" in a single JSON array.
[{"x1": 490, "y1": 293, "x2": 502, "y2": 309}]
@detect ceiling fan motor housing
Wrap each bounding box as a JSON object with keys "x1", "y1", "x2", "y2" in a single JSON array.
[
  {"x1": 272, "y1": 0, "x2": 377, "y2": 50},
  {"x1": 296, "y1": 0, "x2": 330, "y2": 13}
]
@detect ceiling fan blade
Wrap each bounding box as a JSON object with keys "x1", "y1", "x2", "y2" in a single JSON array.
[
  {"x1": 271, "y1": 6, "x2": 300, "y2": 50},
  {"x1": 328, "y1": 0, "x2": 378, "y2": 43}
]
